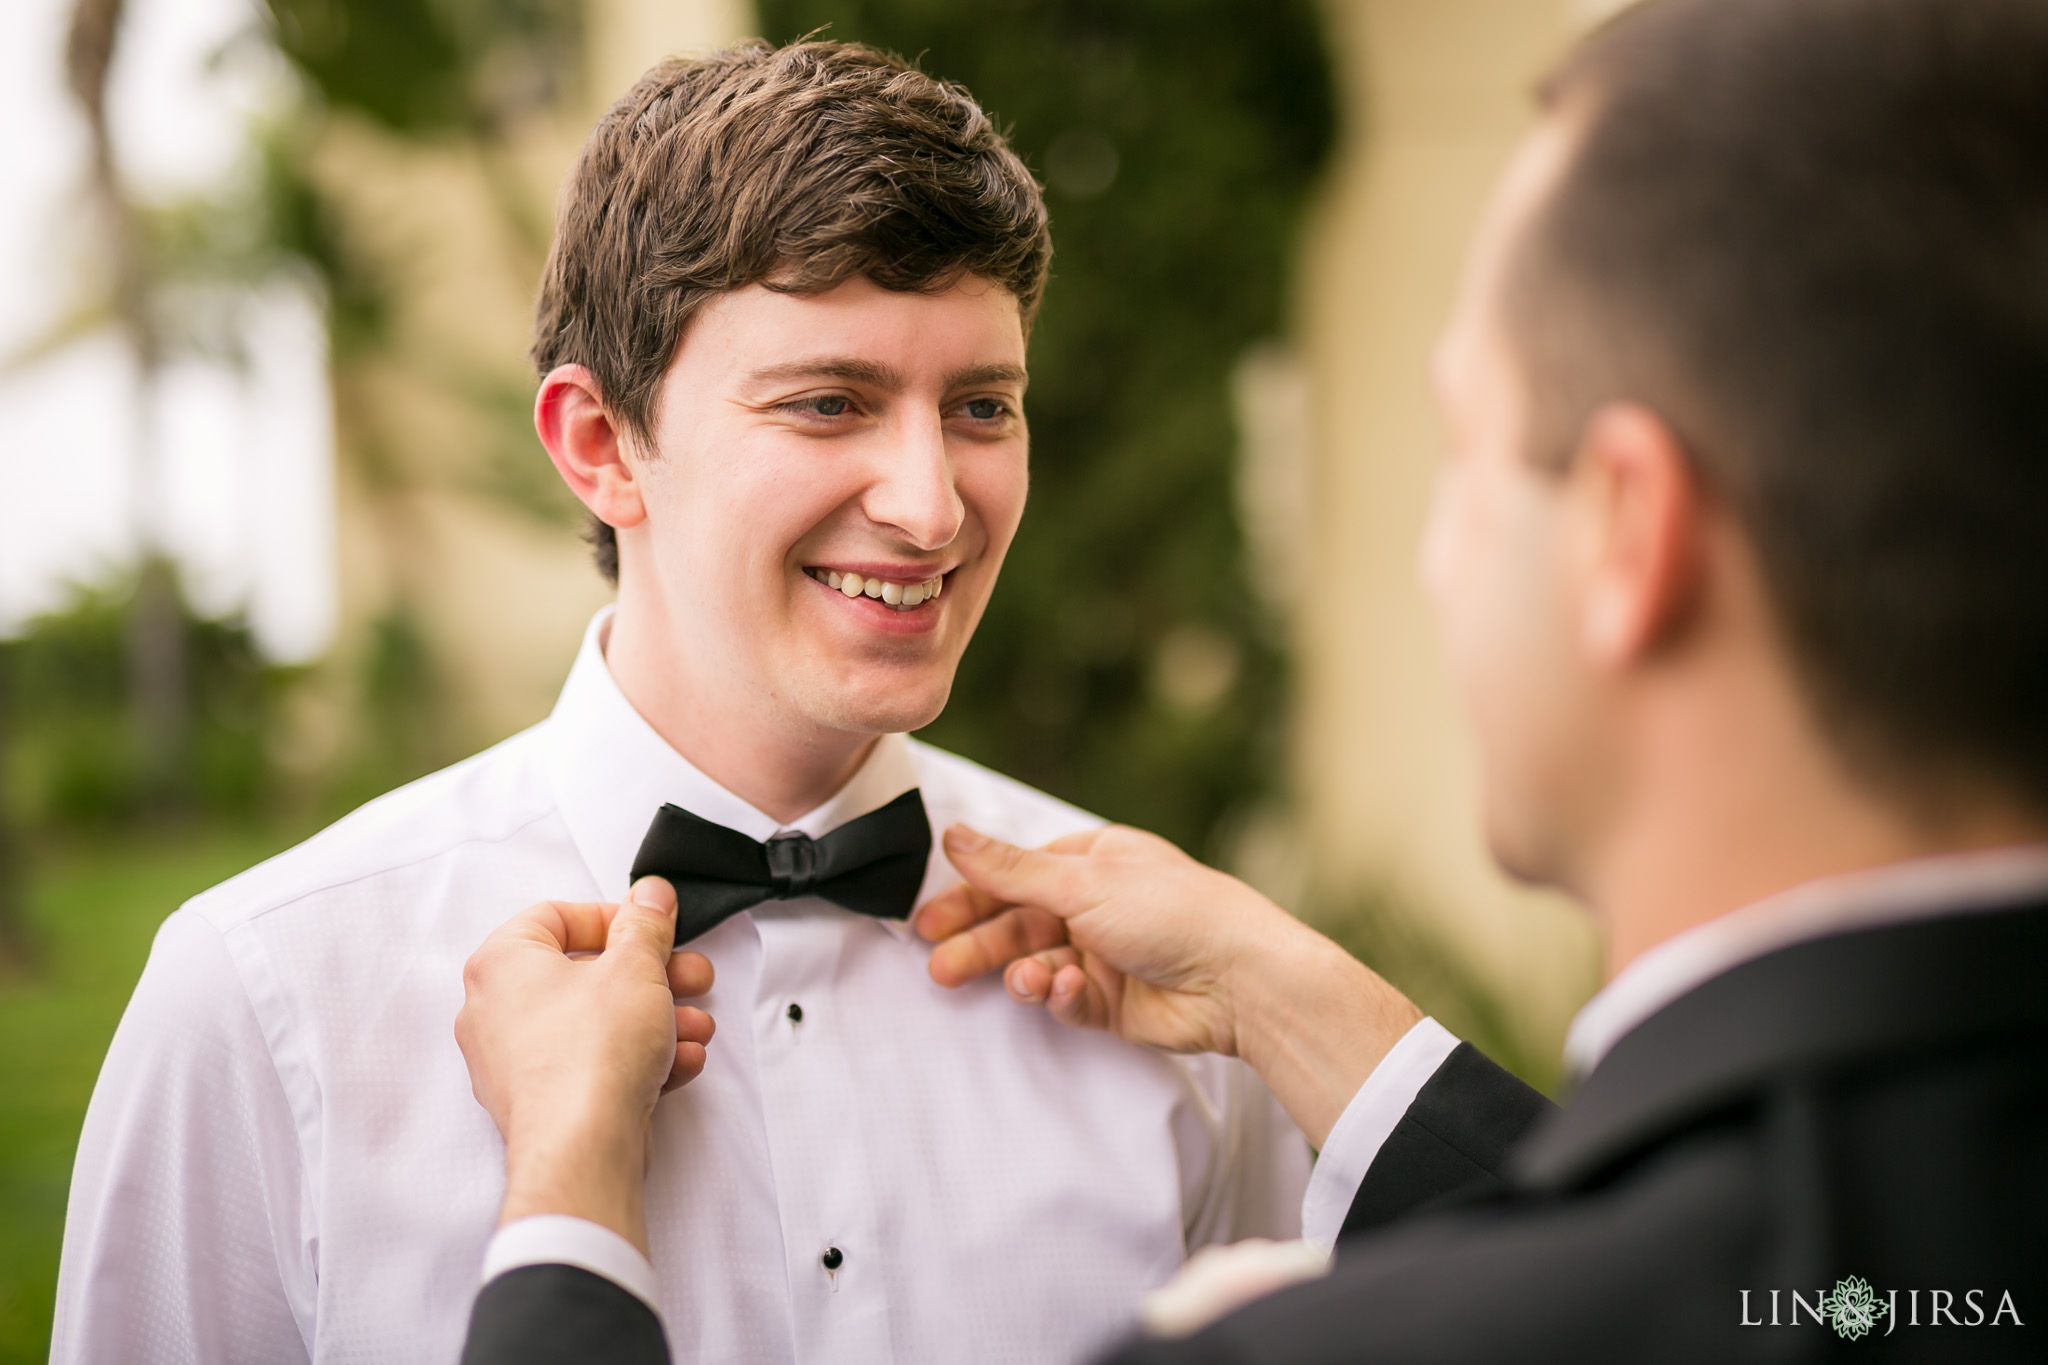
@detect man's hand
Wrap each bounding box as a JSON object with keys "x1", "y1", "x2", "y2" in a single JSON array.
[
  {"x1": 918, "y1": 825, "x2": 1286, "y2": 1056},
  {"x1": 916, "y1": 826, "x2": 1423, "y2": 1147},
  {"x1": 454, "y1": 877, "x2": 715, "y2": 1255}
]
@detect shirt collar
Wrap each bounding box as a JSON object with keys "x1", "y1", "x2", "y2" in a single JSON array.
[
  {"x1": 542, "y1": 607, "x2": 922, "y2": 904},
  {"x1": 1564, "y1": 842, "x2": 2048, "y2": 1079}
]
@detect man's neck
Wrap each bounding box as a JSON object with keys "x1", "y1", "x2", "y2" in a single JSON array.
[
  {"x1": 1593, "y1": 803, "x2": 2042, "y2": 977},
  {"x1": 601, "y1": 605, "x2": 876, "y2": 826},
  {"x1": 1583, "y1": 673, "x2": 2048, "y2": 978}
]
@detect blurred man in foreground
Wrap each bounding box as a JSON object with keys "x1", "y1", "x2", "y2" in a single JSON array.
[{"x1": 455, "y1": 0, "x2": 2048, "y2": 1359}]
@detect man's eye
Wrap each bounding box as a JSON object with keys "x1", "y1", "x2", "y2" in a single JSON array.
[
  {"x1": 963, "y1": 398, "x2": 1005, "y2": 421},
  {"x1": 807, "y1": 395, "x2": 852, "y2": 417}
]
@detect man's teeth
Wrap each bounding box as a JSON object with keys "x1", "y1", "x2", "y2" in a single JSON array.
[{"x1": 813, "y1": 569, "x2": 945, "y2": 610}]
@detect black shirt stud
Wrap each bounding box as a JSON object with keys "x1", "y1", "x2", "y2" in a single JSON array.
[{"x1": 821, "y1": 1247, "x2": 844, "y2": 1271}]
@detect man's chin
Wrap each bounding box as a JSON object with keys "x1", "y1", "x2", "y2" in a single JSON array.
[
  {"x1": 799, "y1": 678, "x2": 953, "y2": 739},
  {"x1": 1482, "y1": 809, "x2": 1567, "y2": 893}
]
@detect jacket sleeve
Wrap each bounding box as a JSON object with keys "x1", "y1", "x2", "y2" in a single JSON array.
[
  {"x1": 461, "y1": 1265, "x2": 670, "y2": 1365},
  {"x1": 1338, "y1": 1041, "x2": 1554, "y2": 1237}
]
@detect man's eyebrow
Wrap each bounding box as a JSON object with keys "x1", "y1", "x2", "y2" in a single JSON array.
[
  {"x1": 739, "y1": 359, "x2": 1028, "y2": 391},
  {"x1": 946, "y1": 363, "x2": 1029, "y2": 391},
  {"x1": 743, "y1": 358, "x2": 905, "y2": 389}
]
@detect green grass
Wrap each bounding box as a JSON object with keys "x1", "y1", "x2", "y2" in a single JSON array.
[{"x1": 0, "y1": 826, "x2": 303, "y2": 1364}]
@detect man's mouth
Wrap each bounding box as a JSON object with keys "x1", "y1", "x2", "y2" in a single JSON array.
[{"x1": 804, "y1": 567, "x2": 947, "y2": 612}]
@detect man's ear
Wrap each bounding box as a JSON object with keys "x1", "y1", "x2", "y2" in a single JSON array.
[
  {"x1": 534, "y1": 364, "x2": 648, "y2": 531},
  {"x1": 1569, "y1": 402, "x2": 1706, "y2": 668}
]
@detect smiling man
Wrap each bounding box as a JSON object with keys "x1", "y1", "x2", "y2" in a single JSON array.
[{"x1": 52, "y1": 42, "x2": 1309, "y2": 1365}]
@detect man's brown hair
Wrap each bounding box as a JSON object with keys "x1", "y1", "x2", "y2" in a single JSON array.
[
  {"x1": 1508, "y1": 0, "x2": 2048, "y2": 814},
  {"x1": 532, "y1": 40, "x2": 1051, "y2": 581}
]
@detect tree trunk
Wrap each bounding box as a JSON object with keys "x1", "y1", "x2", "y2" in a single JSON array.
[{"x1": 129, "y1": 557, "x2": 190, "y2": 818}]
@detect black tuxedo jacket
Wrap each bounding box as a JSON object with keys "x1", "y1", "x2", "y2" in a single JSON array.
[{"x1": 462, "y1": 900, "x2": 2047, "y2": 1365}]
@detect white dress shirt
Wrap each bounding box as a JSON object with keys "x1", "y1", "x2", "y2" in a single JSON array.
[{"x1": 54, "y1": 608, "x2": 1311, "y2": 1365}]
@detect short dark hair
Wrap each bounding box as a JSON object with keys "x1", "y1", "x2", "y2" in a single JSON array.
[
  {"x1": 1510, "y1": 0, "x2": 2048, "y2": 814},
  {"x1": 532, "y1": 40, "x2": 1051, "y2": 582}
]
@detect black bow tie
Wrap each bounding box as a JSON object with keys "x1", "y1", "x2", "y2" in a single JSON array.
[{"x1": 630, "y1": 789, "x2": 934, "y2": 946}]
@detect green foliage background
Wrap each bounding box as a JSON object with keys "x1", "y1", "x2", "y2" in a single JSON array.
[
  {"x1": 0, "y1": 592, "x2": 294, "y2": 831},
  {"x1": 760, "y1": 0, "x2": 1337, "y2": 856}
]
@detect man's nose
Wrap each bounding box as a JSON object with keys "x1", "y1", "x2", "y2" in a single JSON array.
[{"x1": 865, "y1": 411, "x2": 965, "y2": 550}]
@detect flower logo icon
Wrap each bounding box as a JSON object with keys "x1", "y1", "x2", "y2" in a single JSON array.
[{"x1": 1820, "y1": 1275, "x2": 1888, "y2": 1341}]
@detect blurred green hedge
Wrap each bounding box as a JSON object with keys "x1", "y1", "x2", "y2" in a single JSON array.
[{"x1": 0, "y1": 586, "x2": 294, "y2": 832}]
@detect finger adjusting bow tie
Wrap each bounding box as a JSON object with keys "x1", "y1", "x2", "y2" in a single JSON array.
[{"x1": 630, "y1": 789, "x2": 934, "y2": 946}]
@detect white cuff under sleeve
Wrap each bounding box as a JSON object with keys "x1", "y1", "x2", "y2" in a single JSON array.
[
  {"x1": 1299, "y1": 1017, "x2": 1462, "y2": 1251},
  {"x1": 480, "y1": 1215, "x2": 662, "y2": 1317}
]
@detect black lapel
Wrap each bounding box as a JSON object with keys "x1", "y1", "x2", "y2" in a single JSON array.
[{"x1": 1511, "y1": 899, "x2": 2048, "y2": 1191}]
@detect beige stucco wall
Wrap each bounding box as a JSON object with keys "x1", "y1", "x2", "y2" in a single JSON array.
[{"x1": 1291, "y1": 0, "x2": 1630, "y2": 1069}]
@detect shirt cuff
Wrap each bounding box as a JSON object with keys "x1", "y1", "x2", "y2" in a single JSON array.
[
  {"x1": 480, "y1": 1215, "x2": 662, "y2": 1317},
  {"x1": 1299, "y1": 1017, "x2": 1462, "y2": 1250}
]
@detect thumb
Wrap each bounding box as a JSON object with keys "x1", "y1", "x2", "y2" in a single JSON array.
[
  {"x1": 942, "y1": 826, "x2": 1094, "y2": 920},
  {"x1": 604, "y1": 876, "x2": 680, "y2": 977}
]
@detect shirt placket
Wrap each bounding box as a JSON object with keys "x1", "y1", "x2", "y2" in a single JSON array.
[{"x1": 751, "y1": 904, "x2": 896, "y2": 1362}]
